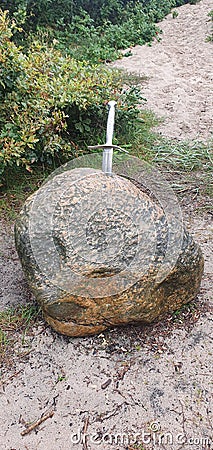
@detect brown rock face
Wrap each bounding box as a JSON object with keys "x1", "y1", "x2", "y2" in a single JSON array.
[{"x1": 15, "y1": 160, "x2": 204, "y2": 337}]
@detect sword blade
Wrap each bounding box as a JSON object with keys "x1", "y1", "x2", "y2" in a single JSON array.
[{"x1": 102, "y1": 100, "x2": 117, "y2": 176}]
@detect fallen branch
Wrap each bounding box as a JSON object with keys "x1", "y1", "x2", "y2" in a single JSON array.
[
  {"x1": 21, "y1": 410, "x2": 54, "y2": 436},
  {"x1": 82, "y1": 416, "x2": 89, "y2": 450}
]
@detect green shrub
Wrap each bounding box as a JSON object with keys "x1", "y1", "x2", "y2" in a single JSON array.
[
  {"x1": 206, "y1": 10, "x2": 213, "y2": 42},
  {"x1": 0, "y1": 1, "x2": 198, "y2": 30},
  {"x1": 0, "y1": 1, "x2": 201, "y2": 63},
  {"x1": 0, "y1": 1, "x2": 202, "y2": 183},
  {"x1": 0, "y1": 10, "x2": 144, "y2": 183}
]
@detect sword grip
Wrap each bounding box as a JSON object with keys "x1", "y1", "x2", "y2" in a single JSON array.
[{"x1": 102, "y1": 149, "x2": 113, "y2": 176}]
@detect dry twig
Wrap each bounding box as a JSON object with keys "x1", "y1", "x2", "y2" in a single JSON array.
[
  {"x1": 82, "y1": 416, "x2": 89, "y2": 450},
  {"x1": 21, "y1": 410, "x2": 54, "y2": 436}
]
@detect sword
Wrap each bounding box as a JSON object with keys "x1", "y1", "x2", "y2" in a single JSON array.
[{"x1": 88, "y1": 100, "x2": 128, "y2": 176}]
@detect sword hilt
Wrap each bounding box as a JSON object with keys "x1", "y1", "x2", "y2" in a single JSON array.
[{"x1": 88, "y1": 101, "x2": 129, "y2": 176}]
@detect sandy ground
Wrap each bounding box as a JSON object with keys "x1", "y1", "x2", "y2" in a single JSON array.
[
  {"x1": 0, "y1": 212, "x2": 212, "y2": 450},
  {"x1": 0, "y1": 1, "x2": 213, "y2": 449},
  {"x1": 112, "y1": 0, "x2": 213, "y2": 141}
]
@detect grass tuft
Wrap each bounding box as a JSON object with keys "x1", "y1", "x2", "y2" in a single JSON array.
[
  {"x1": 152, "y1": 138, "x2": 213, "y2": 171},
  {"x1": 0, "y1": 304, "x2": 42, "y2": 368},
  {"x1": 0, "y1": 166, "x2": 51, "y2": 221}
]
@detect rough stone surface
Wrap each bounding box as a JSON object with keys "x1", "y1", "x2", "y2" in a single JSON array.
[{"x1": 15, "y1": 167, "x2": 204, "y2": 336}]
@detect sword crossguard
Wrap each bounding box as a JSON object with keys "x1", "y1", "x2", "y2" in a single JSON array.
[{"x1": 88, "y1": 144, "x2": 129, "y2": 154}]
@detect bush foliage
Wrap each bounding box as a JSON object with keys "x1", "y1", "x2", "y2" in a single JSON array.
[
  {"x1": 0, "y1": 0, "x2": 200, "y2": 62},
  {"x1": 0, "y1": 1, "x2": 201, "y2": 183},
  {"x1": 0, "y1": 1, "x2": 200, "y2": 30},
  {"x1": 0, "y1": 9, "x2": 144, "y2": 181}
]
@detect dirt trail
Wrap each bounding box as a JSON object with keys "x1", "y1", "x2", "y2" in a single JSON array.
[
  {"x1": 0, "y1": 2, "x2": 213, "y2": 450},
  {"x1": 112, "y1": 0, "x2": 213, "y2": 141}
]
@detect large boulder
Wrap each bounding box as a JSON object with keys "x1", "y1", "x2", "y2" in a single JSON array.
[{"x1": 15, "y1": 157, "x2": 204, "y2": 336}]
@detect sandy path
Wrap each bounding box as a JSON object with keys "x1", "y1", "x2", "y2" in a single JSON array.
[
  {"x1": 0, "y1": 213, "x2": 212, "y2": 450},
  {"x1": 112, "y1": 0, "x2": 213, "y2": 141}
]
